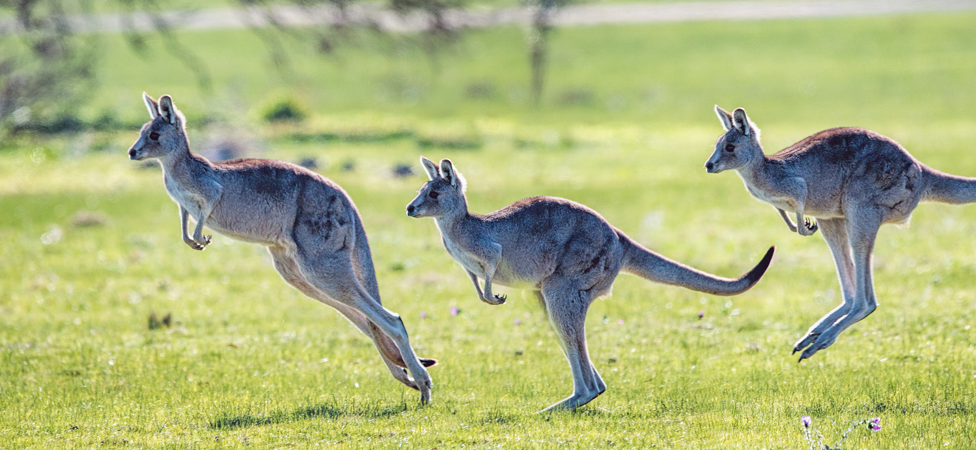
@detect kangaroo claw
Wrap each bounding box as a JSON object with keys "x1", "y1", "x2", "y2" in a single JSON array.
[
  {"x1": 798, "y1": 343, "x2": 823, "y2": 362},
  {"x1": 187, "y1": 235, "x2": 212, "y2": 250},
  {"x1": 792, "y1": 332, "x2": 818, "y2": 356},
  {"x1": 798, "y1": 218, "x2": 818, "y2": 236},
  {"x1": 482, "y1": 293, "x2": 506, "y2": 305},
  {"x1": 806, "y1": 220, "x2": 818, "y2": 232}
]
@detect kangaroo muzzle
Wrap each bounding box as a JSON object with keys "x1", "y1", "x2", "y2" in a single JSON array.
[{"x1": 705, "y1": 161, "x2": 723, "y2": 173}]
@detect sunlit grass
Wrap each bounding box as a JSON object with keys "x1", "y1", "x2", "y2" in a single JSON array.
[{"x1": 3, "y1": 117, "x2": 976, "y2": 447}]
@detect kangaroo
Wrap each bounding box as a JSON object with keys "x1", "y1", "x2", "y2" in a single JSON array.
[
  {"x1": 706, "y1": 105, "x2": 976, "y2": 361},
  {"x1": 406, "y1": 156, "x2": 774, "y2": 411},
  {"x1": 128, "y1": 93, "x2": 435, "y2": 402}
]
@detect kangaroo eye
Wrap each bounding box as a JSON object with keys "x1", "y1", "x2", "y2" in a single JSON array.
[
  {"x1": 149, "y1": 132, "x2": 160, "y2": 141},
  {"x1": 428, "y1": 191, "x2": 439, "y2": 200},
  {"x1": 725, "y1": 144, "x2": 735, "y2": 152}
]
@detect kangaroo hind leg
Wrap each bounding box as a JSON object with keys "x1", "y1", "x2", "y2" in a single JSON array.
[
  {"x1": 295, "y1": 249, "x2": 432, "y2": 403},
  {"x1": 537, "y1": 284, "x2": 605, "y2": 412},
  {"x1": 799, "y1": 210, "x2": 881, "y2": 361},
  {"x1": 793, "y1": 218, "x2": 856, "y2": 356},
  {"x1": 270, "y1": 245, "x2": 431, "y2": 399}
]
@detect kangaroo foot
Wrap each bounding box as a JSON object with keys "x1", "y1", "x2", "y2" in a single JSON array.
[
  {"x1": 798, "y1": 332, "x2": 839, "y2": 362},
  {"x1": 792, "y1": 332, "x2": 819, "y2": 356},
  {"x1": 417, "y1": 376, "x2": 432, "y2": 405},
  {"x1": 538, "y1": 387, "x2": 604, "y2": 413}
]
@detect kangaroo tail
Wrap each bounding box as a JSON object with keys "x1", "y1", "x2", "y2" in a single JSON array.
[
  {"x1": 620, "y1": 236, "x2": 774, "y2": 296},
  {"x1": 921, "y1": 166, "x2": 976, "y2": 204}
]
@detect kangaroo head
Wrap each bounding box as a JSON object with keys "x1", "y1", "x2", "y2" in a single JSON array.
[
  {"x1": 705, "y1": 106, "x2": 763, "y2": 173},
  {"x1": 128, "y1": 93, "x2": 188, "y2": 161},
  {"x1": 406, "y1": 156, "x2": 467, "y2": 219}
]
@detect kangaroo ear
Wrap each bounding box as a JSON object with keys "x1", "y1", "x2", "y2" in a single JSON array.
[
  {"x1": 420, "y1": 156, "x2": 440, "y2": 180},
  {"x1": 439, "y1": 159, "x2": 466, "y2": 191},
  {"x1": 732, "y1": 107, "x2": 759, "y2": 139},
  {"x1": 143, "y1": 92, "x2": 160, "y2": 120},
  {"x1": 714, "y1": 105, "x2": 733, "y2": 132},
  {"x1": 158, "y1": 95, "x2": 183, "y2": 126}
]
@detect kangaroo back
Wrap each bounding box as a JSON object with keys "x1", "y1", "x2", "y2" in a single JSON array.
[
  {"x1": 921, "y1": 166, "x2": 976, "y2": 204},
  {"x1": 619, "y1": 234, "x2": 774, "y2": 296}
]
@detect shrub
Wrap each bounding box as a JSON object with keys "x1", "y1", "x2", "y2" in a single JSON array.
[{"x1": 259, "y1": 95, "x2": 309, "y2": 123}]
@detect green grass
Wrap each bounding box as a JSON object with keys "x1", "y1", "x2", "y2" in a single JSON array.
[{"x1": 3, "y1": 11, "x2": 976, "y2": 449}]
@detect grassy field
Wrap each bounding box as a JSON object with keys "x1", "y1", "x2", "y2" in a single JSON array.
[{"x1": 2, "y1": 10, "x2": 976, "y2": 449}]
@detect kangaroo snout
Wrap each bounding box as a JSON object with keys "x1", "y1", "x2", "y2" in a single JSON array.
[
  {"x1": 704, "y1": 160, "x2": 723, "y2": 173},
  {"x1": 406, "y1": 202, "x2": 425, "y2": 218},
  {"x1": 128, "y1": 148, "x2": 139, "y2": 160}
]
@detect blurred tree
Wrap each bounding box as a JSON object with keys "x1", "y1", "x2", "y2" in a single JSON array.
[
  {"x1": 0, "y1": 0, "x2": 210, "y2": 134},
  {"x1": 525, "y1": 0, "x2": 568, "y2": 105},
  {"x1": 230, "y1": 0, "x2": 465, "y2": 71},
  {"x1": 0, "y1": 0, "x2": 465, "y2": 135},
  {"x1": 0, "y1": 0, "x2": 99, "y2": 131}
]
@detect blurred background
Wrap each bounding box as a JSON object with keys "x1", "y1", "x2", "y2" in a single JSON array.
[{"x1": 3, "y1": 0, "x2": 975, "y2": 144}]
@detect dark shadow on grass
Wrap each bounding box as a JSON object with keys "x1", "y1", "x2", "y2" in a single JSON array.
[{"x1": 209, "y1": 400, "x2": 410, "y2": 430}]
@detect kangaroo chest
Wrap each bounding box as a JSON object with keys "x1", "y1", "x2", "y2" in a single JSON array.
[
  {"x1": 441, "y1": 233, "x2": 486, "y2": 276},
  {"x1": 739, "y1": 171, "x2": 801, "y2": 212},
  {"x1": 163, "y1": 170, "x2": 206, "y2": 217},
  {"x1": 745, "y1": 183, "x2": 794, "y2": 210}
]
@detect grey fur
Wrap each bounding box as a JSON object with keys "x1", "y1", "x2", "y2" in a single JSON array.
[
  {"x1": 128, "y1": 93, "x2": 435, "y2": 402},
  {"x1": 706, "y1": 105, "x2": 976, "y2": 361},
  {"x1": 408, "y1": 156, "x2": 774, "y2": 411}
]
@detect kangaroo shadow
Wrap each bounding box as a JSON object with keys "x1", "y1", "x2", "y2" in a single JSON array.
[{"x1": 209, "y1": 400, "x2": 410, "y2": 430}]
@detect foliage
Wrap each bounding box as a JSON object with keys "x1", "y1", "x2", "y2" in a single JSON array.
[
  {"x1": 259, "y1": 94, "x2": 309, "y2": 122},
  {"x1": 0, "y1": 0, "x2": 100, "y2": 131},
  {"x1": 801, "y1": 415, "x2": 882, "y2": 449}
]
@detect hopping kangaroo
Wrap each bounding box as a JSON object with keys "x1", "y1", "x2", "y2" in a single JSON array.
[
  {"x1": 407, "y1": 156, "x2": 774, "y2": 411},
  {"x1": 706, "y1": 106, "x2": 976, "y2": 361},
  {"x1": 128, "y1": 93, "x2": 435, "y2": 402}
]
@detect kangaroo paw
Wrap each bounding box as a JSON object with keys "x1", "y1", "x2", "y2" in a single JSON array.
[
  {"x1": 482, "y1": 294, "x2": 506, "y2": 305},
  {"x1": 188, "y1": 235, "x2": 212, "y2": 251},
  {"x1": 799, "y1": 218, "x2": 818, "y2": 236},
  {"x1": 185, "y1": 240, "x2": 205, "y2": 251}
]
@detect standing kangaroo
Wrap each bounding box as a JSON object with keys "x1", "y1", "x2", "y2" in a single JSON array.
[
  {"x1": 128, "y1": 93, "x2": 435, "y2": 402},
  {"x1": 706, "y1": 105, "x2": 976, "y2": 361},
  {"x1": 406, "y1": 156, "x2": 774, "y2": 411}
]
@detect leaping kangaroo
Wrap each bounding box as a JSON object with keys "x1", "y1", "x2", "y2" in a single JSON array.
[
  {"x1": 128, "y1": 93, "x2": 435, "y2": 402},
  {"x1": 407, "y1": 156, "x2": 774, "y2": 411},
  {"x1": 706, "y1": 105, "x2": 976, "y2": 361}
]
